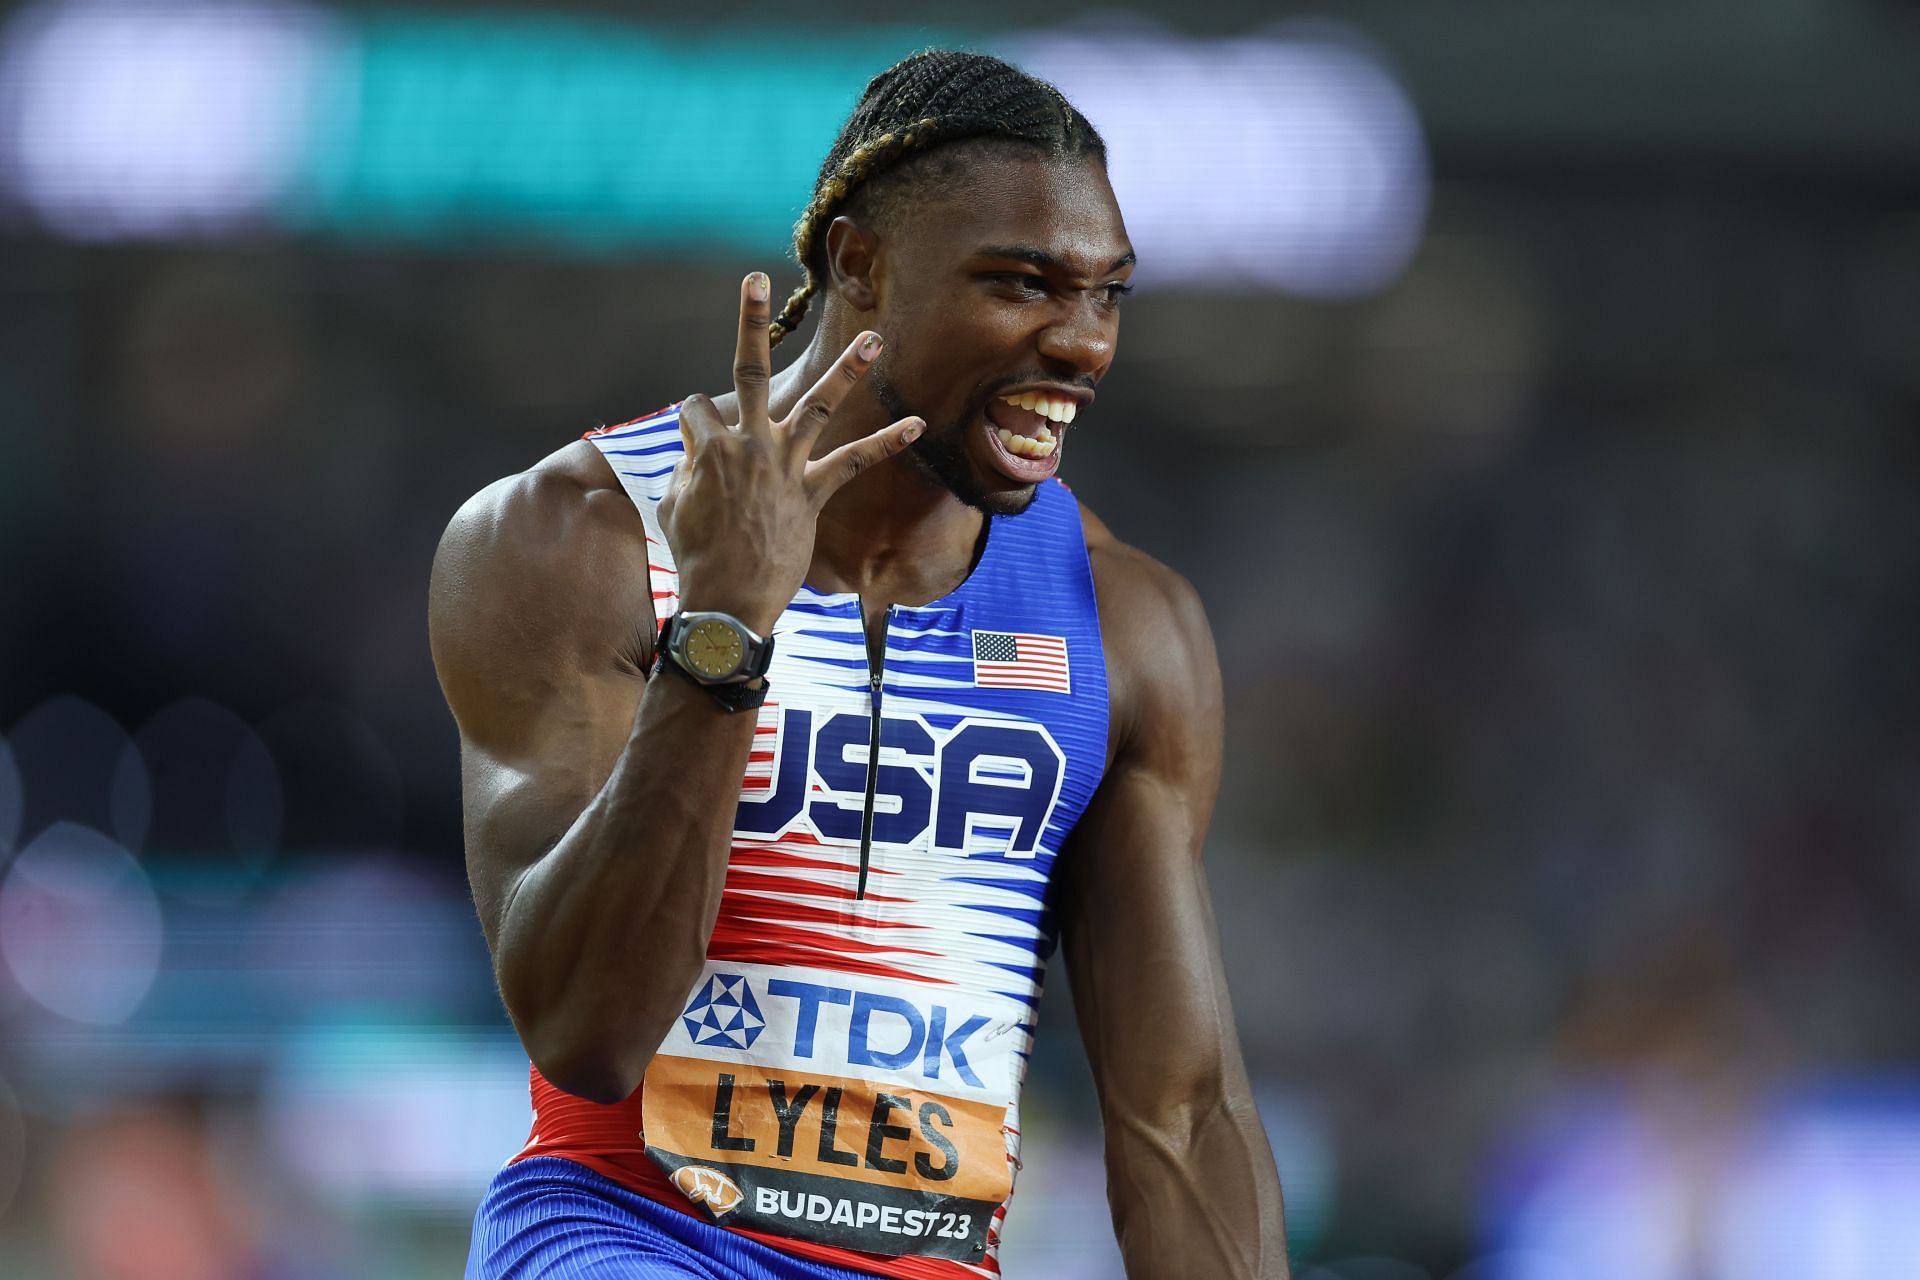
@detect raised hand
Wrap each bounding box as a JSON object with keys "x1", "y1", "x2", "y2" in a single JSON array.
[{"x1": 658, "y1": 272, "x2": 923, "y2": 635}]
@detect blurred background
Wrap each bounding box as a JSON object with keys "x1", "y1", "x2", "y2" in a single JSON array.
[{"x1": 2, "y1": 1, "x2": 1918, "y2": 1276}]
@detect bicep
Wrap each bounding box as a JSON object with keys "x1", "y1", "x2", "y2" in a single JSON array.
[{"x1": 428, "y1": 473, "x2": 653, "y2": 948}]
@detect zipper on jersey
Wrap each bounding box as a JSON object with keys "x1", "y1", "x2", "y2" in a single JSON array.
[{"x1": 854, "y1": 604, "x2": 892, "y2": 901}]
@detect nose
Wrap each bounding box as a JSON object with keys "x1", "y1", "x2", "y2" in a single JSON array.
[{"x1": 1035, "y1": 296, "x2": 1115, "y2": 378}]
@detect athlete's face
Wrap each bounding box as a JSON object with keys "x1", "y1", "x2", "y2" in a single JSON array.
[{"x1": 864, "y1": 153, "x2": 1133, "y2": 516}]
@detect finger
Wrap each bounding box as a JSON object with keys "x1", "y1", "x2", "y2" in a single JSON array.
[
  {"x1": 733, "y1": 272, "x2": 773, "y2": 436},
  {"x1": 806, "y1": 415, "x2": 924, "y2": 500},
  {"x1": 781, "y1": 331, "x2": 883, "y2": 452},
  {"x1": 678, "y1": 393, "x2": 725, "y2": 459}
]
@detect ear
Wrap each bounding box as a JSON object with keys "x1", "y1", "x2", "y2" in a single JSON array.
[{"x1": 822, "y1": 215, "x2": 882, "y2": 313}]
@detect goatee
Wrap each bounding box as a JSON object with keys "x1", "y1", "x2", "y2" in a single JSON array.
[{"x1": 870, "y1": 369, "x2": 1039, "y2": 518}]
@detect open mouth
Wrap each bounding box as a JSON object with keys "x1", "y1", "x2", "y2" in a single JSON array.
[{"x1": 982, "y1": 390, "x2": 1078, "y2": 482}]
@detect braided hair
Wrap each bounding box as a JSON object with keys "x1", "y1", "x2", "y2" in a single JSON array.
[{"x1": 767, "y1": 50, "x2": 1107, "y2": 348}]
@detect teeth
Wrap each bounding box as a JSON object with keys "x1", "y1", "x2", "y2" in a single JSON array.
[
  {"x1": 995, "y1": 425, "x2": 1058, "y2": 459},
  {"x1": 999, "y1": 393, "x2": 1077, "y2": 425}
]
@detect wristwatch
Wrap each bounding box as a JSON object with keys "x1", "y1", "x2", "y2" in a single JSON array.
[{"x1": 652, "y1": 610, "x2": 774, "y2": 712}]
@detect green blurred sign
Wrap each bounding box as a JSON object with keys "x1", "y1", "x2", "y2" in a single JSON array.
[{"x1": 291, "y1": 16, "x2": 967, "y2": 253}]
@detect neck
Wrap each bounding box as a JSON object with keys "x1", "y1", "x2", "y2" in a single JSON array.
[{"x1": 763, "y1": 327, "x2": 986, "y2": 605}]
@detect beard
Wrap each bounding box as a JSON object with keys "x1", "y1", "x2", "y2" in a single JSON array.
[{"x1": 870, "y1": 368, "x2": 1040, "y2": 518}]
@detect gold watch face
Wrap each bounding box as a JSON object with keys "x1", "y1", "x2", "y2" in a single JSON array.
[{"x1": 683, "y1": 618, "x2": 746, "y2": 679}]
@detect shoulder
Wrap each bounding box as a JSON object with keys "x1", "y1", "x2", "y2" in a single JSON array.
[
  {"x1": 1076, "y1": 498, "x2": 1219, "y2": 762},
  {"x1": 436, "y1": 440, "x2": 635, "y2": 558},
  {"x1": 1078, "y1": 499, "x2": 1206, "y2": 627},
  {"x1": 429, "y1": 441, "x2": 656, "y2": 716},
  {"x1": 431, "y1": 441, "x2": 643, "y2": 618}
]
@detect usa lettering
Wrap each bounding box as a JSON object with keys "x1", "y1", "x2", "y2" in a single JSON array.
[{"x1": 734, "y1": 709, "x2": 1065, "y2": 857}]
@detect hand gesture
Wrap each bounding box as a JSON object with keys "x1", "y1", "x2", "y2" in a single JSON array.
[{"x1": 659, "y1": 272, "x2": 923, "y2": 635}]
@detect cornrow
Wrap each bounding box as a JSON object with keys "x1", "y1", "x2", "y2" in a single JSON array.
[
  {"x1": 767, "y1": 50, "x2": 1106, "y2": 348},
  {"x1": 769, "y1": 117, "x2": 943, "y2": 344}
]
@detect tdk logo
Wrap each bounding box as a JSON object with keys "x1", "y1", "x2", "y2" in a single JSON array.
[
  {"x1": 684, "y1": 975, "x2": 994, "y2": 1088},
  {"x1": 736, "y1": 709, "x2": 1065, "y2": 858},
  {"x1": 682, "y1": 974, "x2": 767, "y2": 1051},
  {"x1": 769, "y1": 980, "x2": 991, "y2": 1087}
]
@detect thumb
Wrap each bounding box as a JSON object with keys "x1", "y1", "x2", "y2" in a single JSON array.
[{"x1": 807, "y1": 417, "x2": 924, "y2": 498}]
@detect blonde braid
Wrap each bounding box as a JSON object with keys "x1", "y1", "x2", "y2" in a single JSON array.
[{"x1": 767, "y1": 117, "x2": 944, "y2": 348}]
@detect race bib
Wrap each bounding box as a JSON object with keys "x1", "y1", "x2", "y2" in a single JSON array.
[{"x1": 640, "y1": 964, "x2": 1021, "y2": 1261}]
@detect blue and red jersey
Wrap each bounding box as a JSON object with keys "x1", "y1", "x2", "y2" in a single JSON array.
[{"x1": 505, "y1": 407, "x2": 1110, "y2": 1279}]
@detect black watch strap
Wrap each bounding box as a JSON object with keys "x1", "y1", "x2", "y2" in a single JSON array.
[{"x1": 651, "y1": 644, "x2": 770, "y2": 712}]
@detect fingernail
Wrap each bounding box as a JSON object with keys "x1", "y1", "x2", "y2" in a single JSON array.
[
  {"x1": 860, "y1": 333, "x2": 882, "y2": 359},
  {"x1": 747, "y1": 273, "x2": 768, "y2": 302},
  {"x1": 903, "y1": 420, "x2": 923, "y2": 441}
]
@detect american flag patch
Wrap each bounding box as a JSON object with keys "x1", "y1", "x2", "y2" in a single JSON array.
[{"x1": 971, "y1": 631, "x2": 1071, "y2": 694}]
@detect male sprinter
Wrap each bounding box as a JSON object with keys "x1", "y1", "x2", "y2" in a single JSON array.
[{"x1": 431, "y1": 51, "x2": 1287, "y2": 1280}]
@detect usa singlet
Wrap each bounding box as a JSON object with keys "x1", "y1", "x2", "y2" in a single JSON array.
[{"x1": 493, "y1": 404, "x2": 1109, "y2": 1279}]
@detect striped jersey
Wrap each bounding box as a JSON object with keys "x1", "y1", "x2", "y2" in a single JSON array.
[{"x1": 512, "y1": 405, "x2": 1110, "y2": 1279}]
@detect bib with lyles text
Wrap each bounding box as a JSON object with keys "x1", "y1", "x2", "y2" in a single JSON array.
[{"x1": 641, "y1": 962, "x2": 1020, "y2": 1261}]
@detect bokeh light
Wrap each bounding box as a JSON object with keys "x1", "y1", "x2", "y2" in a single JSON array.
[
  {"x1": 1485, "y1": 1088, "x2": 1920, "y2": 1280},
  {"x1": 1009, "y1": 20, "x2": 1429, "y2": 296},
  {"x1": 0, "y1": 1, "x2": 1430, "y2": 298},
  {"x1": 0, "y1": 822, "x2": 164, "y2": 1025},
  {"x1": 0, "y1": 0, "x2": 335, "y2": 239},
  {"x1": 1714, "y1": 1098, "x2": 1920, "y2": 1279}
]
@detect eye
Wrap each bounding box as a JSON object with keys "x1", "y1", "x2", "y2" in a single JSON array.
[
  {"x1": 989, "y1": 273, "x2": 1047, "y2": 297},
  {"x1": 1099, "y1": 282, "x2": 1135, "y2": 307}
]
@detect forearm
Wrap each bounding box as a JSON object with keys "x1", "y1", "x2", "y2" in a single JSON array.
[
  {"x1": 1104, "y1": 1080, "x2": 1289, "y2": 1280},
  {"x1": 493, "y1": 670, "x2": 757, "y2": 1102}
]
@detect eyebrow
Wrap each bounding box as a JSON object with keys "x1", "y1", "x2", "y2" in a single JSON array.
[{"x1": 973, "y1": 244, "x2": 1137, "y2": 275}]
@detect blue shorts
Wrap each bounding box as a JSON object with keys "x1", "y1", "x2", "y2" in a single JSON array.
[{"x1": 466, "y1": 1157, "x2": 887, "y2": 1280}]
